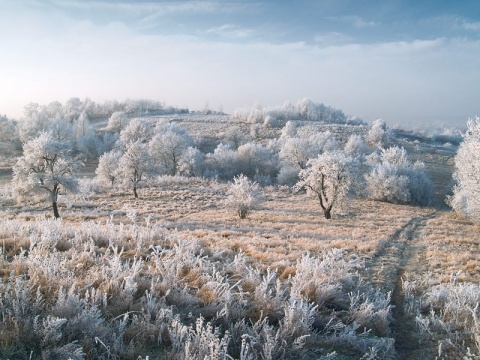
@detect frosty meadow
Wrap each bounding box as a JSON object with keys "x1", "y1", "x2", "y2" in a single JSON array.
[{"x1": 0, "y1": 98, "x2": 479, "y2": 359}]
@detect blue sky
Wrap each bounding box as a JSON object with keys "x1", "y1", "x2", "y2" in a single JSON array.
[{"x1": 1, "y1": 0, "x2": 479, "y2": 127}]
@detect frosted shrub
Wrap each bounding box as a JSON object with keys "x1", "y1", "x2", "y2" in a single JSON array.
[
  {"x1": 291, "y1": 250, "x2": 362, "y2": 308},
  {"x1": 117, "y1": 118, "x2": 153, "y2": 148},
  {"x1": 348, "y1": 290, "x2": 392, "y2": 336},
  {"x1": 222, "y1": 126, "x2": 251, "y2": 149},
  {"x1": 276, "y1": 164, "x2": 300, "y2": 186},
  {"x1": 365, "y1": 146, "x2": 433, "y2": 205},
  {"x1": 237, "y1": 142, "x2": 279, "y2": 179},
  {"x1": 178, "y1": 146, "x2": 205, "y2": 177},
  {"x1": 365, "y1": 164, "x2": 410, "y2": 204},
  {"x1": 408, "y1": 279, "x2": 480, "y2": 356},
  {"x1": 204, "y1": 144, "x2": 241, "y2": 180},
  {"x1": 224, "y1": 175, "x2": 261, "y2": 219},
  {"x1": 344, "y1": 134, "x2": 370, "y2": 155},
  {"x1": 183, "y1": 317, "x2": 230, "y2": 360},
  {"x1": 0, "y1": 184, "x2": 14, "y2": 207}
]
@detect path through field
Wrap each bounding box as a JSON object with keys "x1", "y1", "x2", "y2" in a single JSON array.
[{"x1": 365, "y1": 212, "x2": 437, "y2": 359}]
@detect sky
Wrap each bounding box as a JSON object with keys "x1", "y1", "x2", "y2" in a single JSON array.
[{"x1": 1, "y1": 0, "x2": 479, "y2": 127}]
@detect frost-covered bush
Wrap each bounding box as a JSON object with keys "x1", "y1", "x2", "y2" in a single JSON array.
[
  {"x1": 204, "y1": 142, "x2": 278, "y2": 181},
  {"x1": 0, "y1": 114, "x2": 21, "y2": 155},
  {"x1": 344, "y1": 134, "x2": 370, "y2": 155},
  {"x1": 365, "y1": 163, "x2": 411, "y2": 204},
  {"x1": 224, "y1": 174, "x2": 261, "y2": 219},
  {"x1": 276, "y1": 164, "x2": 301, "y2": 186},
  {"x1": 204, "y1": 144, "x2": 241, "y2": 180},
  {"x1": 405, "y1": 276, "x2": 480, "y2": 357},
  {"x1": 365, "y1": 146, "x2": 433, "y2": 205}
]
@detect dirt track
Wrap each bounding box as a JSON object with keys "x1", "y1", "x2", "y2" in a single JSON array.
[{"x1": 365, "y1": 212, "x2": 437, "y2": 359}]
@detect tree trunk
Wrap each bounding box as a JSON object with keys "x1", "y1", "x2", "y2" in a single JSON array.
[
  {"x1": 52, "y1": 201, "x2": 60, "y2": 219},
  {"x1": 51, "y1": 185, "x2": 61, "y2": 219},
  {"x1": 324, "y1": 209, "x2": 331, "y2": 219},
  {"x1": 133, "y1": 186, "x2": 138, "y2": 198}
]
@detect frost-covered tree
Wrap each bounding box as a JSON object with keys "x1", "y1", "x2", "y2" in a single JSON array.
[
  {"x1": 117, "y1": 141, "x2": 154, "y2": 198},
  {"x1": 116, "y1": 118, "x2": 153, "y2": 148},
  {"x1": 149, "y1": 123, "x2": 192, "y2": 176},
  {"x1": 178, "y1": 147, "x2": 205, "y2": 177},
  {"x1": 367, "y1": 119, "x2": 391, "y2": 148},
  {"x1": 280, "y1": 138, "x2": 312, "y2": 170},
  {"x1": 0, "y1": 115, "x2": 21, "y2": 155},
  {"x1": 447, "y1": 117, "x2": 480, "y2": 218},
  {"x1": 19, "y1": 103, "x2": 51, "y2": 141},
  {"x1": 12, "y1": 132, "x2": 83, "y2": 218},
  {"x1": 95, "y1": 150, "x2": 122, "y2": 187},
  {"x1": 222, "y1": 126, "x2": 250, "y2": 150},
  {"x1": 365, "y1": 164, "x2": 410, "y2": 204},
  {"x1": 280, "y1": 121, "x2": 297, "y2": 139},
  {"x1": 74, "y1": 112, "x2": 91, "y2": 139},
  {"x1": 49, "y1": 118, "x2": 74, "y2": 142},
  {"x1": 225, "y1": 174, "x2": 261, "y2": 219},
  {"x1": 105, "y1": 111, "x2": 128, "y2": 133},
  {"x1": 296, "y1": 151, "x2": 354, "y2": 219},
  {"x1": 280, "y1": 131, "x2": 339, "y2": 172}
]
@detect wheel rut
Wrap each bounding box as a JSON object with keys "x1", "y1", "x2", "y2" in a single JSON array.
[{"x1": 364, "y1": 212, "x2": 436, "y2": 359}]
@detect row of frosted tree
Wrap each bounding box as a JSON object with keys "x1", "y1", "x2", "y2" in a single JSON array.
[
  {"x1": 10, "y1": 98, "x2": 437, "y2": 219},
  {"x1": 0, "y1": 97, "x2": 189, "y2": 157}
]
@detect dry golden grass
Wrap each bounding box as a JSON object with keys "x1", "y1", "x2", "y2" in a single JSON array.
[{"x1": 412, "y1": 211, "x2": 480, "y2": 283}]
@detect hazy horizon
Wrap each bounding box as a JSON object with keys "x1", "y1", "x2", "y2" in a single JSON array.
[{"x1": 1, "y1": 0, "x2": 479, "y2": 128}]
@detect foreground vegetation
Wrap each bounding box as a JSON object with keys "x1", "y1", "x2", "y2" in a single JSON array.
[{"x1": 0, "y1": 173, "x2": 478, "y2": 359}]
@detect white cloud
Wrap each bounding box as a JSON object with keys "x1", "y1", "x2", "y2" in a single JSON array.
[
  {"x1": 328, "y1": 15, "x2": 377, "y2": 29},
  {"x1": 314, "y1": 32, "x2": 351, "y2": 45},
  {"x1": 204, "y1": 24, "x2": 255, "y2": 39},
  {"x1": 463, "y1": 21, "x2": 480, "y2": 31}
]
